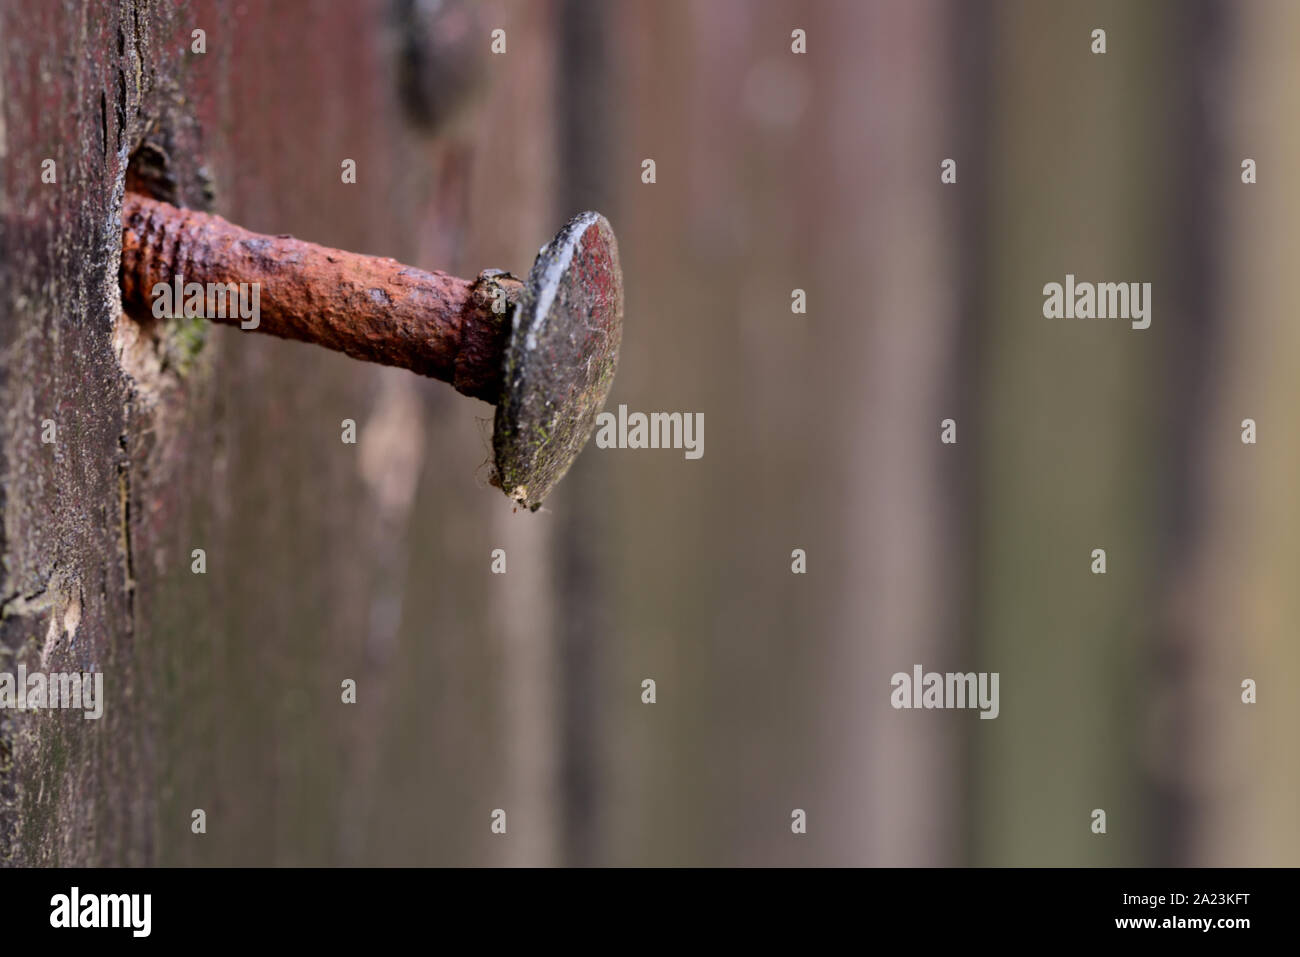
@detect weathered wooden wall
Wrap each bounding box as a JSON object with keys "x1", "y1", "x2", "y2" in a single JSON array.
[{"x1": 1, "y1": 0, "x2": 562, "y2": 866}]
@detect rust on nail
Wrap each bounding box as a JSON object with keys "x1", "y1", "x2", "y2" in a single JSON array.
[
  {"x1": 119, "y1": 193, "x2": 521, "y2": 401},
  {"x1": 118, "y1": 193, "x2": 624, "y2": 509}
]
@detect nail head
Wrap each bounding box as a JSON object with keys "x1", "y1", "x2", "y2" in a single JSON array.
[{"x1": 492, "y1": 211, "x2": 624, "y2": 510}]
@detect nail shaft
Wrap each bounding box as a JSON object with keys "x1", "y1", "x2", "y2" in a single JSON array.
[{"x1": 120, "y1": 194, "x2": 522, "y2": 401}]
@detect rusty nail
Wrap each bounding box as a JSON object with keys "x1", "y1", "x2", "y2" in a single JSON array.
[{"x1": 120, "y1": 193, "x2": 624, "y2": 510}]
